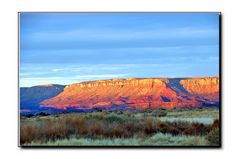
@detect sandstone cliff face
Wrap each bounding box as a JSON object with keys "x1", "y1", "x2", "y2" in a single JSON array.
[
  {"x1": 180, "y1": 77, "x2": 219, "y2": 101},
  {"x1": 180, "y1": 77, "x2": 219, "y2": 95},
  {"x1": 40, "y1": 77, "x2": 219, "y2": 109}
]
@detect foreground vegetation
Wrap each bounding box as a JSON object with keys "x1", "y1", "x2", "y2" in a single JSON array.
[{"x1": 20, "y1": 107, "x2": 220, "y2": 146}]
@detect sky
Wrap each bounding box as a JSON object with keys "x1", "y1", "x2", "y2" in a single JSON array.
[{"x1": 20, "y1": 13, "x2": 220, "y2": 87}]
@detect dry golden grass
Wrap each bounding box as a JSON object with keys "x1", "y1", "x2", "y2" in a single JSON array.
[{"x1": 20, "y1": 109, "x2": 220, "y2": 146}]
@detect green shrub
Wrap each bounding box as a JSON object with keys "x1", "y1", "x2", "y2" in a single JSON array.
[
  {"x1": 104, "y1": 114, "x2": 124, "y2": 123},
  {"x1": 123, "y1": 110, "x2": 133, "y2": 117},
  {"x1": 145, "y1": 109, "x2": 153, "y2": 113}
]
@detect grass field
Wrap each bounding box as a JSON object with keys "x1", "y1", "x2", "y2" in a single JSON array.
[{"x1": 20, "y1": 107, "x2": 220, "y2": 146}]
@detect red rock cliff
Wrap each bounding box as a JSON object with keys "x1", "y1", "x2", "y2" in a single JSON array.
[{"x1": 40, "y1": 77, "x2": 219, "y2": 109}]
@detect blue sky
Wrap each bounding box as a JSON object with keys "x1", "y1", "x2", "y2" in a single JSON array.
[{"x1": 20, "y1": 13, "x2": 219, "y2": 87}]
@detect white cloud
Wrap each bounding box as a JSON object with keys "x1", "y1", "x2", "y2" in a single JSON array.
[
  {"x1": 20, "y1": 73, "x2": 129, "y2": 87},
  {"x1": 51, "y1": 68, "x2": 65, "y2": 72}
]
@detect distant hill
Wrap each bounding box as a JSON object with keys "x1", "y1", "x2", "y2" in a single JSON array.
[
  {"x1": 28, "y1": 77, "x2": 220, "y2": 112},
  {"x1": 20, "y1": 84, "x2": 65, "y2": 112}
]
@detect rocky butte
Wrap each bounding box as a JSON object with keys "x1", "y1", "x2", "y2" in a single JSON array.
[{"x1": 35, "y1": 77, "x2": 219, "y2": 111}]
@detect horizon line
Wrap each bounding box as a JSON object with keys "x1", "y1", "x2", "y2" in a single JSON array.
[{"x1": 20, "y1": 75, "x2": 219, "y2": 88}]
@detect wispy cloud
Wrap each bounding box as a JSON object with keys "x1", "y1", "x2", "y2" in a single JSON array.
[
  {"x1": 20, "y1": 13, "x2": 219, "y2": 87},
  {"x1": 20, "y1": 73, "x2": 129, "y2": 87},
  {"x1": 52, "y1": 68, "x2": 65, "y2": 72},
  {"x1": 22, "y1": 27, "x2": 218, "y2": 48}
]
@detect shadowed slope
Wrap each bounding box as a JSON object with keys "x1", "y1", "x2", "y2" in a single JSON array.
[
  {"x1": 20, "y1": 84, "x2": 65, "y2": 110},
  {"x1": 166, "y1": 78, "x2": 189, "y2": 95}
]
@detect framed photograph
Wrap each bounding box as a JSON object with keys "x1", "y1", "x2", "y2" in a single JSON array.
[{"x1": 19, "y1": 12, "x2": 221, "y2": 147}]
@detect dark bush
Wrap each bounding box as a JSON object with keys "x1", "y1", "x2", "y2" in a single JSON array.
[
  {"x1": 207, "y1": 128, "x2": 220, "y2": 146},
  {"x1": 88, "y1": 122, "x2": 104, "y2": 136},
  {"x1": 104, "y1": 114, "x2": 124, "y2": 123},
  {"x1": 25, "y1": 114, "x2": 34, "y2": 118},
  {"x1": 211, "y1": 119, "x2": 220, "y2": 129},
  {"x1": 182, "y1": 122, "x2": 210, "y2": 136},
  {"x1": 20, "y1": 125, "x2": 37, "y2": 144},
  {"x1": 168, "y1": 128, "x2": 180, "y2": 136},
  {"x1": 37, "y1": 112, "x2": 49, "y2": 116},
  {"x1": 158, "y1": 122, "x2": 169, "y2": 133},
  {"x1": 152, "y1": 109, "x2": 167, "y2": 117},
  {"x1": 144, "y1": 119, "x2": 157, "y2": 135},
  {"x1": 93, "y1": 107, "x2": 103, "y2": 112},
  {"x1": 123, "y1": 121, "x2": 143, "y2": 133},
  {"x1": 192, "y1": 123, "x2": 210, "y2": 135}
]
